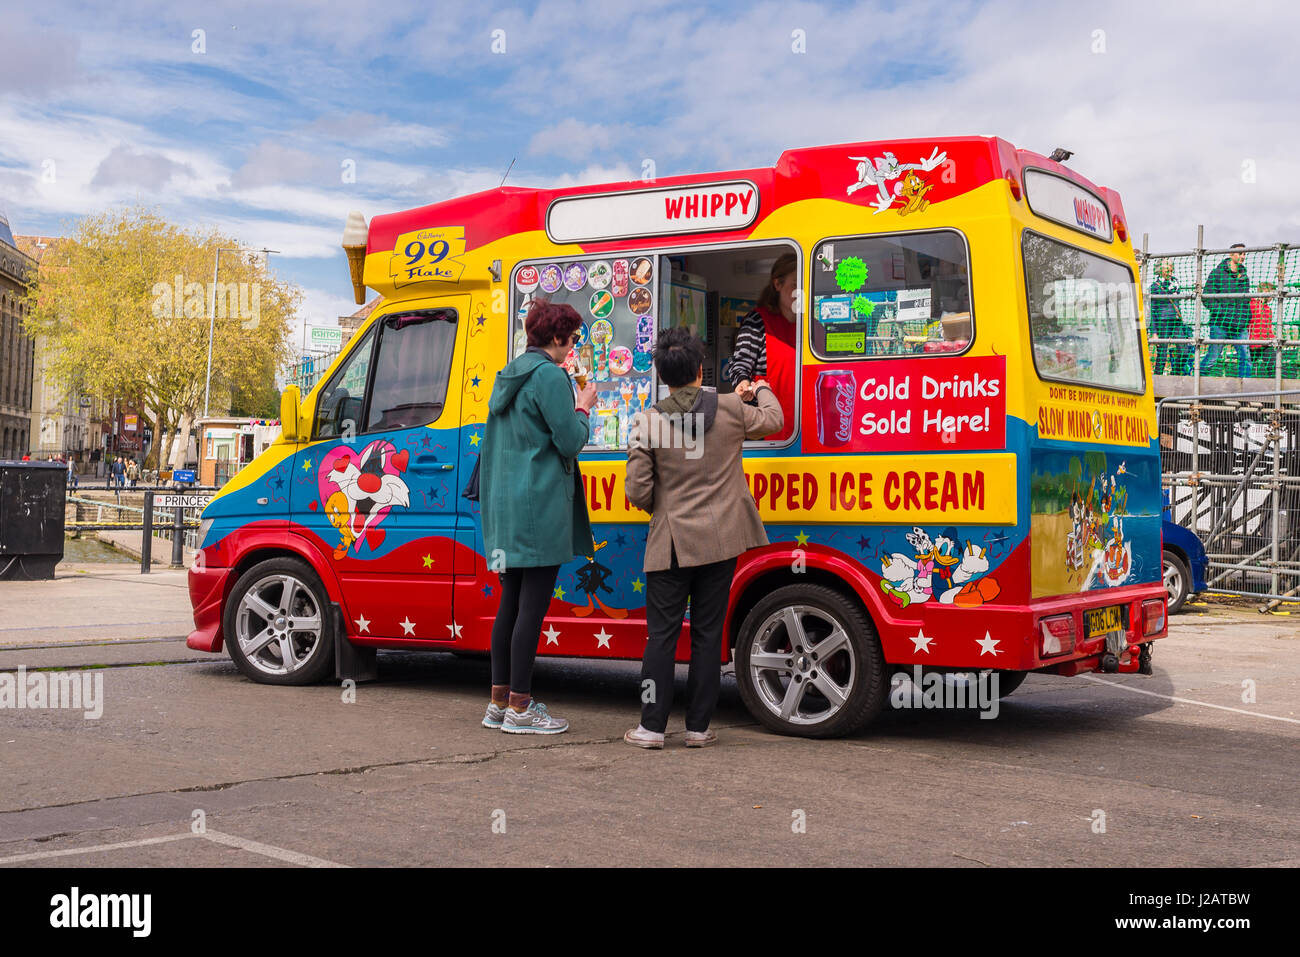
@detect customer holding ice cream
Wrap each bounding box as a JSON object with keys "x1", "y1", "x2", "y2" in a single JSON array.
[{"x1": 480, "y1": 301, "x2": 597, "y2": 734}]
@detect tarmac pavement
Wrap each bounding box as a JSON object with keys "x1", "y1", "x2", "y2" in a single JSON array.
[{"x1": 0, "y1": 563, "x2": 1297, "y2": 867}]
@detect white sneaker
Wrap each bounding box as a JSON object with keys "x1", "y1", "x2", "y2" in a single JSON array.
[
  {"x1": 501, "y1": 699, "x2": 569, "y2": 734},
  {"x1": 624, "y1": 725, "x2": 665, "y2": 749}
]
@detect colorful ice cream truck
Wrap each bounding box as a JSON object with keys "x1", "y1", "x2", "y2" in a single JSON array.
[{"x1": 187, "y1": 135, "x2": 1168, "y2": 737}]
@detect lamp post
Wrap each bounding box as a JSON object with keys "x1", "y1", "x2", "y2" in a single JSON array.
[{"x1": 203, "y1": 246, "x2": 278, "y2": 417}]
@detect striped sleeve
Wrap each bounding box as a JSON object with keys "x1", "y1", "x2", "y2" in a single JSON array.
[{"x1": 727, "y1": 310, "x2": 768, "y2": 386}]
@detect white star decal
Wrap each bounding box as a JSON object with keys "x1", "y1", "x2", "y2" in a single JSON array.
[
  {"x1": 542, "y1": 624, "x2": 560, "y2": 646},
  {"x1": 976, "y1": 631, "x2": 1000, "y2": 656},
  {"x1": 354, "y1": 614, "x2": 370, "y2": 634},
  {"x1": 400, "y1": 616, "x2": 416, "y2": 636},
  {"x1": 910, "y1": 627, "x2": 933, "y2": 653},
  {"x1": 446, "y1": 620, "x2": 463, "y2": 638},
  {"x1": 594, "y1": 628, "x2": 612, "y2": 649}
]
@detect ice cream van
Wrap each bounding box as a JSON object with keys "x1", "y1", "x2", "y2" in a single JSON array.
[{"x1": 187, "y1": 135, "x2": 1168, "y2": 737}]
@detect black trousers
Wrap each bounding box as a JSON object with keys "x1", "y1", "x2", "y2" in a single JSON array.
[
  {"x1": 640, "y1": 555, "x2": 737, "y2": 734},
  {"x1": 490, "y1": 564, "x2": 560, "y2": 694}
]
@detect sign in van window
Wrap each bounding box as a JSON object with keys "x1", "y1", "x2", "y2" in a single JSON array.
[{"x1": 1023, "y1": 169, "x2": 1113, "y2": 242}]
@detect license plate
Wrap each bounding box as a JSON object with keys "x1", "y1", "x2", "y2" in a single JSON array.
[{"x1": 1086, "y1": 605, "x2": 1123, "y2": 638}]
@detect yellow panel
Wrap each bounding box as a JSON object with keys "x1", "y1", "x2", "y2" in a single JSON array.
[{"x1": 581, "y1": 453, "x2": 1017, "y2": 525}]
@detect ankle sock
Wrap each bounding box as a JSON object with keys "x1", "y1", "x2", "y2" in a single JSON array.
[
  {"x1": 508, "y1": 691, "x2": 531, "y2": 712},
  {"x1": 490, "y1": 684, "x2": 509, "y2": 707}
]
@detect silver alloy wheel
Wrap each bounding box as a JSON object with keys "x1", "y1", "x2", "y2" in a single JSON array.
[
  {"x1": 235, "y1": 573, "x2": 324, "y2": 677},
  {"x1": 747, "y1": 604, "x2": 856, "y2": 726},
  {"x1": 1163, "y1": 557, "x2": 1184, "y2": 605}
]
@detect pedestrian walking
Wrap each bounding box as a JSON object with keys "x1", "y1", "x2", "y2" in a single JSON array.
[
  {"x1": 1198, "y1": 243, "x2": 1253, "y2": 378},
  {"x1": 479, "y1": 300, "x2": 597, "y2": 735},
  {"x1": 127, "y1": 459, "x2": 140, "y2": 487},
  {"x1": 623, "y1": 327, "x2": 784, "y2": 748},
  {"x1": 111, "y1": 455, "x2": 126, "y2": 489},
  {"x1": 66, "y1": 456, "x2": 77, "y2": 490}
]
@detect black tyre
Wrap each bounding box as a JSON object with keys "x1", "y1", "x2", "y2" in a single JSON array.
[
  {"x1": 734, "y1": 584, "x2": 886, "y2": 738},
  {"x1": 222, "y1": 556, "x2": 335, "y2": 685},
  {"x1": 1162, "y1": 548, "x2": 1192, "y2": 615}
]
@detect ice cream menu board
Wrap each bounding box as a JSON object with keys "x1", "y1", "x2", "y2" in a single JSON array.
[{"x1": 513, "y1": 257, "x2": 658, "y2": 449}]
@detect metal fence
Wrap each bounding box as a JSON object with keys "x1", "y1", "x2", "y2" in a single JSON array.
[
  {"x1": 66, "y1": 487, "x2": 216, "y2": 571},
  {"x1": 1140, "y1": 229, "x2": 1300, "y2": 608},
  {"x1": 1158, "y1": 390, "x2": 1300, "y2": 607},
  {"x1": 288, "y1": 351, "x2": 341, "y2": 393},
  {"x1": 1136, "y1": 229, "x2": 1300, "y2": 387}
]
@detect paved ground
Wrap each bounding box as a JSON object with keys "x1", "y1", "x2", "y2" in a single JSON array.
[{"x1": 1, "y1": 565, "x2": 1297, "y2": 867}]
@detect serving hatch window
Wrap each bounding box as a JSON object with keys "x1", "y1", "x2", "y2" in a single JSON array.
[
  {"x1": 1022, "y1": 231, "x2": 1144, "y2": 393},
  {"x1": 512, "y1": 258, "x2": 659, "y2": 451},
  {"x1": 810, "y1": 230, "x2": 973, "y2": 361}
]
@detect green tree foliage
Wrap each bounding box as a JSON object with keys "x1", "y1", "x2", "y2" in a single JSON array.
[{"x1": 22, "y1": 207, "x2": 297, "y2": 467}]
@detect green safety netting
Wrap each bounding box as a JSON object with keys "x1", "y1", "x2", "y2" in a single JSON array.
[{"x1": 1139, "y1": 246, "x2": 1300, "y2": 378}]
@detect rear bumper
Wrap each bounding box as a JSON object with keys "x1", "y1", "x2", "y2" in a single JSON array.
[
  {"x1": 186, "y1": 560, "x2": 231, "y2": 653},
  {"x1": 1028, "y1": 584, "x2": 1166, "y2": 674}
]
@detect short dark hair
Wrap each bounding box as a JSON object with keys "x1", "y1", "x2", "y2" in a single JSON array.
[
  {"x1": 653, "y1": 326, "x2": 706, "y2": 387},
  {"x1": 525, "y1": 299, "x2": 582, "y2": 346},
  {"x1": 1230, "y1": 243, "x2": 1246, "y2": 250}
]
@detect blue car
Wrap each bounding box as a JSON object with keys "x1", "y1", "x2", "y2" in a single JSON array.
[{"x1": 1162, "y1": 489, "x2": 1209, "y2": 614}]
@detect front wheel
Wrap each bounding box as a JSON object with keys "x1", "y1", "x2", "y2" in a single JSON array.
[
  {"x1": 734, "y1": 584, "x2": 886, "y2": 738},
  {"x1": 222, "y1": 557, "x2": 335, "y2": 685}
]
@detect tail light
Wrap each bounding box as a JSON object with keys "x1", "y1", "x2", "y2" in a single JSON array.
[
  {"x1": 1142, "y1": 598, "x2": 1166, "y2": 636},
  {"x1": 1112, "y1": 214, "x2": 1127, "y2": 242},
  {"x1": 1040, "y1": 614, "x2": 1075, "y2": 657},
  {"x1": 1006, "y1": 172, "x2": 1022, "y2": 201}
]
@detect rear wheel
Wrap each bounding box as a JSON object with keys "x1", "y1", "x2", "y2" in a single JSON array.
[
  {"x1": 223, "y1": 557, "x2": 335, "y2": 685},
  {"x1": 1163, "y1": 549, "x2": 1192, "y2": 615},
  {"x1": 734, "y1": 584, "x2": 886, "y2": 738}
]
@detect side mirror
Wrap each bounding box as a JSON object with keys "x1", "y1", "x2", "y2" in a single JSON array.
[{"x1": 279, "y1": 385, "x2": 302, "y2": 443}]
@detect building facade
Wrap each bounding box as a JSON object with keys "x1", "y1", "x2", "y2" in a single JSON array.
[
  {"x1": 0, "y1": 212, "x2": 36, "y2": 459},
  {"x1": 339, "y1": 296, "x2": 382, "y2": 344},
  {"x1": 15, "y1": 235, "x2": 107, "y2": 465}
]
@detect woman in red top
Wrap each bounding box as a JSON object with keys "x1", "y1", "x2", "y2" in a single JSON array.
[
  {"x1": 1248, "y1": 282, "x2": 1277, "y2": 376},
  {"x1": 726, "y1": 253, "x2": 797, "y2": 441}
]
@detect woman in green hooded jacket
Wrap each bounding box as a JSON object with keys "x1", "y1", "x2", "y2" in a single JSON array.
[{"x1": 479, "y1": 300, "x2": 596, "y2": 734}]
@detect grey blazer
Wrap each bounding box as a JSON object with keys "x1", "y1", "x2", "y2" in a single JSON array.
[{"x1": 625, "y1": 385, "x2": 784, "y2": 572}]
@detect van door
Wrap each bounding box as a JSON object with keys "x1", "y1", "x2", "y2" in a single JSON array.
[{"x1": 292, "y1": 299, "x2": 468, "y2": 640}]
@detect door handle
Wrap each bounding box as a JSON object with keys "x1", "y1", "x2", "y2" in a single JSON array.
[{"x1": 411, "y1": 455, "x2": 454, "y2": 474}]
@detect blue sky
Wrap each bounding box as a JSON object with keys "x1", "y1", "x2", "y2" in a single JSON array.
[{"x1": 3, "y1": 0, "x2": 1298, "y2": 347}]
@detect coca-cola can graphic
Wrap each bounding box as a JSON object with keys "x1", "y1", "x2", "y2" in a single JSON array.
[{"x1": 816, "y1": 370, "x2": 856, "y2": 446}]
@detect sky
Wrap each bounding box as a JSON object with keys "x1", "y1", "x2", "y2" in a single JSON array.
[{"x1": 3, "y1": 0, "x2": 1299, "y2": 352}]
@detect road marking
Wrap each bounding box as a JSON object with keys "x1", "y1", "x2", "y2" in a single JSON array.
[
  {"x1": 1079, "y1": 675, "x2": 1300, "y2": 725},
  {"x1": 0, "y1": 830, "x2": 347, "y2": 867},
  {"x1": 202, "y1": 830, "x2": 347, "y2": 868},
  {"x1": 0, "y1": 833, "x2": 192, "y2": 864}
]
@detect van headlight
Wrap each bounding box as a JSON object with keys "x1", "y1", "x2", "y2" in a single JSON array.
[{"x1": 198, "y1": 517, "x2": 214, "y2": 548}]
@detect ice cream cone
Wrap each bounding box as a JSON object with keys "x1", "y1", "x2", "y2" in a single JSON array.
[
  {"x1": 342, "y1": 211, "x2": 369, "y2": 305},
  {"x1": 344, "y1": 245, "x2": 366, "y2": 304}
]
